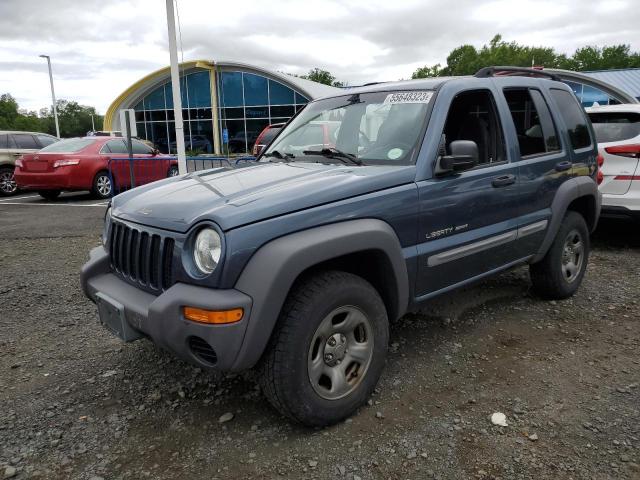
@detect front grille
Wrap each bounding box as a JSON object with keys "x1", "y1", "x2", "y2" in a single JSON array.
[{"x1": 109, "y1": 221, "x2": 175, "y2": 292}]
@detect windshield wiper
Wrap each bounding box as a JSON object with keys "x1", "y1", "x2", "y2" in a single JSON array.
[
  {"x1": 302, "y1": 148, "x2": 363, "y2": 166},
  {"x1": 263, "y1": 150, "x2": 295, "y2": 161}
]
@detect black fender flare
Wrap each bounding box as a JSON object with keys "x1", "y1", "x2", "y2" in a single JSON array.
[
  {"x1": 231, "y1": 218, "x2": 409, "y2": 370},
  {"x1": 532, "y1": 176, "x2": 601, "y2": 263}
]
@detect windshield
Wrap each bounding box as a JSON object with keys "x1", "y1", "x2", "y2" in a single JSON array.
[
  {"x1": 263, "y1": 90, "x2": 433, "y2": 165},
  {"x1": 40, "y1": 137, "x2": 95, "y2": 153}
]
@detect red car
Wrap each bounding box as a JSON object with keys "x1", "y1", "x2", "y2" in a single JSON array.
[
  {"x1": 252, "y1": 123, "x2": 285, "y2": 156},
  {"x1": 15, "y1": 137, "x2": 178, "y2": 200}
]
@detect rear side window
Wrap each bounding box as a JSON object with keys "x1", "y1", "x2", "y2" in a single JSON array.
[
  {"x1": 588, "y1": 111, "x2": 640, "y2": 143},
  {"x1": 104, "y1": 140, "x2": 128, "y2": 154},
  {"x1": 41, "y1": 138, "x2": 96, "y2": 153},
  {"x1": 12, "y1": 134, "x2": 39, "y2": 149},
  {"x1": 36, "y1": 135, "x2": 58, "y2": 147},
  {"x1": 503, "y1": 88, "x2": 560, "y2": 157},
  {"x1": 550, "y1": 89, "x2": 592, "y2": 150}
]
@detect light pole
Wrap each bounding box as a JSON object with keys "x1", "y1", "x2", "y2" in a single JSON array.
[
  {"x1": 90, "y1": 114, "x2": 95, "y2": 132},
  {"x1": 39, "y1": 55, "x2": 60, "y2": 138},
  {"x1": 165, "y1": 0, "x2": 186, "y2": 174}
]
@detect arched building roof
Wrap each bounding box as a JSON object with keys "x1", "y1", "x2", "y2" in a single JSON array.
[
  {"x1": 104, "y1": 59, "x2": 340, "y2": 130},
  {"x1": 545, "y1": 68, "x2": 638, "y2": 104}
]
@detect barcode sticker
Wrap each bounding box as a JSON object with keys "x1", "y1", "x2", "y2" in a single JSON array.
[{"x1": 384, "y1": 91, "x2": 433, "y2": 104}]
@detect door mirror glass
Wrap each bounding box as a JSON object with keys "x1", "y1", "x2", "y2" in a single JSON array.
[{"x1": 438, "y1": 140, "x2": 478, "y2": 173}]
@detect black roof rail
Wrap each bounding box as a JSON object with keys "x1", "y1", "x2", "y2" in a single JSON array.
[{"x1": 474, "y1": 66, "x2": 562, "y2": 82}]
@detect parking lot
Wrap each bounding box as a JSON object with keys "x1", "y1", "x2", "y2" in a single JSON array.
[{"x1": 1, "y1": 194, "x2": 639, "y2": 480}]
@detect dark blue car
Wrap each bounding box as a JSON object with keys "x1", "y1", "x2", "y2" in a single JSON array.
[{"x1": 82, "y1": 67, "x2": 601, "y2": 426}]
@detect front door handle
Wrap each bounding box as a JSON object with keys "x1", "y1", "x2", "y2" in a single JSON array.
[
  {"x1": 492, "y1": 174, "x2": 516, "y2": 187},
  {"x1": 555, "y1": 161, "x2": 572, "y2": 172}
]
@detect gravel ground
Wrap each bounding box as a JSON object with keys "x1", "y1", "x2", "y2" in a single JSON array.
[{"x1": 1, "y1": 201, "x2": 639, "y2": 480}]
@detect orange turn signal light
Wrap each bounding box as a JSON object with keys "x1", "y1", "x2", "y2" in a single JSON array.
[{"x1": 183, "y1": 307, "x2": 243, "y2": 324}]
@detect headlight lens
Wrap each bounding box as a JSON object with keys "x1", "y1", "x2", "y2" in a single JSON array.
[
  {"x1": 193, "y1": 228, "x2": 222, "y2": 274},
  {"x1": 102, "y1": 207, "x2": 112, "y2": 245}
]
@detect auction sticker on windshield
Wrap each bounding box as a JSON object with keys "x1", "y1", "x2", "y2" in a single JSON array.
[{"x1": 384, "y1": 91, "x2": 433, "y2": 104}]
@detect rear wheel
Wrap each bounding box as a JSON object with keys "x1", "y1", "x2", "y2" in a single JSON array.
[
  {"x1": 258, "y1": 270, "x2": 388, "y2": 427},
  {"x1": 92, "y1": 171, "x2": 113, "y2": 199},
  {"x1": 38, "y1": 190, "x2": 61, "y2": 200},
  {"x1": 0, "y1": 166, "x2": 17, "y2": 196},
  {"x1": 530, "y1": 211, "x2": 590, "y2": 299}
]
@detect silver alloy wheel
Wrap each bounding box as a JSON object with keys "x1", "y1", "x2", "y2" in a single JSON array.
[
  {"x1": 96, "y1": 174, "x2": 112, "y2": 197},
  {"x1": 0, "y1": 169, "x2": 17, "y2": 194},
  {"x1": 307, "y1": 306, "x2": 374, "y2": 400},
  {"x1": 561, "y1": 229, "x2": 584, "y2": 283}
]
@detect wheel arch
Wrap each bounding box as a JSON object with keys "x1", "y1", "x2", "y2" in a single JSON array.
[
  {"x1": 231, "y1": 219, "x2": 409, "y2": 370},
  {"x1": 532, "y1": 176, "x2": 601, "y2": 263}
]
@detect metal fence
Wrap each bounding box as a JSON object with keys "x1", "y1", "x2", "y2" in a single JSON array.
[{"x1": 107, "y1": 155, "x2": 256, "y2": 197}]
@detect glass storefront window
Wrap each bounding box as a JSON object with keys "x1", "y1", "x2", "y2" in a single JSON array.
[
  {"x1": 243, "y1": 73, "x2": 269, "y2": 106},
  {"x1": 132, "y1": 69, "x2": 309, "y2": 154},
  {"x1": 269, "y1": 79, "x2": 295, "y2": 105},
  {"x1": 220, "y1": 72, "x2": 244, "y2": 107}
]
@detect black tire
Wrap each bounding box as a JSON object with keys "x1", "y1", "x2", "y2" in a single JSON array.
[
  {"x1": 167, "y1": 165, "x2": 179, "y2": 177},
  {"x1": 38, "y1": 190, "x2": 61, "y2": 200},
  {"x1": 530, "y1": 211, "x2": 590, "y2": 299},
  {"x1": 258, "y1": 270, "x2": 389, "y2": 427},
  {"x1": 92, "y1": 171, "x2": 113, "y2": 199},
  {"x1": 0, "y1": 166, "x2": 18, "y2": 196}
]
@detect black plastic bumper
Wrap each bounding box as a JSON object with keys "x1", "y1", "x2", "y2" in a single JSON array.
[{"x1": 81, "y1": 246, "x2": 253, "y2": 370}]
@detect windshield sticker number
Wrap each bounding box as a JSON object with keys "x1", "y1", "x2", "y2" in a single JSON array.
[{"x1": 384, "y1": 91, "x2": 433, "y2": 105}]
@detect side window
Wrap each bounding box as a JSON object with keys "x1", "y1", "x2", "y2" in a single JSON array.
[
  {"x1": 442, "y1": 89, "x2": 505, "y2": 165},
  {"x1": 12, "y1": 134, "x2": 40, "y2": 149},
  {"x1": 131, "y1": 140, "x2": 153, "y2": 154},
  {"x1": 550, "y1": 89, "x2": 592, "y2": 150},
  {"x1": 105, "y1": 140, "x2": 128, "y2": 154},
  {"x1": 503, "y1": 88, "x2": 560, "y2": 157},
  {"x1": 36, "y1": 135, "x2": 57, "y2": 147}
]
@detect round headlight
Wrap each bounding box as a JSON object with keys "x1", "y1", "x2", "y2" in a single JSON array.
[
  {"x1": 102, "y1": 207, "x2": 112, "y2": 245},
  {"x1": 193, "y1": 228, "x2": 222, "y2": 274}
]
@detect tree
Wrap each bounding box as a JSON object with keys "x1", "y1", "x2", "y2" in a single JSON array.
[
  {"x1": 301, "y1": 68, "x2": 345, "y2": 87},
  {"x1": 411, "y1": 34, "x2": 640, "y2": 79},
  {"x1": 0, "y1": 93, "x2": 103, "y2": 137}
]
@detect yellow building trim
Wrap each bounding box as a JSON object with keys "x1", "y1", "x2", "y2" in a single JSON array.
[
  {"x1": 195, "y1": 61, "x2": 222, "y2": 155},
  {"x1": 103, "y1": 60, "x2": 205, "y2": 130}
]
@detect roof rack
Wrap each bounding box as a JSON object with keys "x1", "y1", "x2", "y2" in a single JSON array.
[{"x1": 474, "y1": 66, "x2": 561, "y2": 82}]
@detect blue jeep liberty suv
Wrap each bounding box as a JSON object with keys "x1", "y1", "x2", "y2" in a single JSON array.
[{"x1": 81, "y1": 67, "x2": 601, "y2": 426}]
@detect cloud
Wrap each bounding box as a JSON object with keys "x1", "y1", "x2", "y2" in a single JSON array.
[{"x1": 0, "y1": 0, "x2": 638, "y2": 113}]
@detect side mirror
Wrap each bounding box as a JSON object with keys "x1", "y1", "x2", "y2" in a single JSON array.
[{"x1": 438, "y1": 140, "x2": 478, "y2": 173}]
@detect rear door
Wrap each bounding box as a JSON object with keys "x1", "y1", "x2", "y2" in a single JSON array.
[
  {"x1": 501, "y1": 87, "x2": 568, "y2": 257},
  {"x1": 587, "y1": 110, "x2": 640, "y2": 194}
]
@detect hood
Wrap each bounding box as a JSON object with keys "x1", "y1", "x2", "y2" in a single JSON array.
[{"x1": 112, "y1": 162, "x2": 416, "y2": 232}]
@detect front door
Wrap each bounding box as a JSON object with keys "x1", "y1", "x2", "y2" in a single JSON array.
[{"x1": 415, "y1": 88, "x2": 521, "y2": 298}]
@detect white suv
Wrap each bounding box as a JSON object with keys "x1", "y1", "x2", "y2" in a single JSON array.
[{"x1": 586, "y1": 104, "x2": 640, "y2": 219}]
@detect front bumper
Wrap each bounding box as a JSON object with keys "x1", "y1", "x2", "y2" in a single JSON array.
[{"x1": 81, "y1": 246, "x2": 253, "y2": 370}]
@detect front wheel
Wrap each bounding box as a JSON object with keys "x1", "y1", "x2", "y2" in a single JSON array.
[
  {"x1": 258, "y1": 270, "x2": 389, "y2": 427},
  {"x1": 529, "y1": 211, "x2": 590, "y2": 299},
  {"x1": 0, "y1": 166, "x2": 17, "y2": 196},
  {"x1": 92, "y1": 171, "x2": 113, "y2": 199}
]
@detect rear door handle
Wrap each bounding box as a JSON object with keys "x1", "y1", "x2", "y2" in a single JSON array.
[
  {"x1": 492, "y1": 174, "x2": 516, "y2": 187},
  {"x1": 555, "y1": 161, "x2": 572, "y2": 172}
]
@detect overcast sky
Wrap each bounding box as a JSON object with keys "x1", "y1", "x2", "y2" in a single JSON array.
[{"x1": 1, "y1": 0, "x2": 638, "y2": 114}]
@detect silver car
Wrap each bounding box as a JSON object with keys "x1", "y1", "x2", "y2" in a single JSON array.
[{"x1": 0, "y1": 131, "x2": 59, "y2": 196}]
